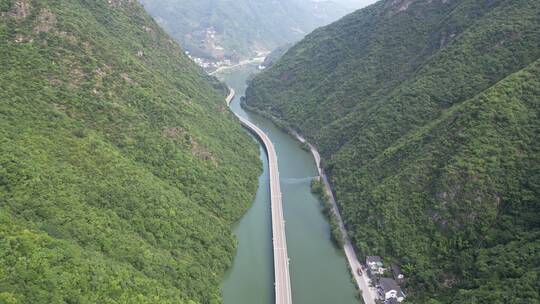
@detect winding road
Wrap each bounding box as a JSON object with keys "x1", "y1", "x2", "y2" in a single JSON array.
[{"x1": 226, "y1": 89, "x2": 293, "y2": 304}]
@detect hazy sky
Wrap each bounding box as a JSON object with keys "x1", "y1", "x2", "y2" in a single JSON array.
[
  {"x1": 339, "y1": 0, "x2": 378, "y2": 8},
  {"x1": 312, "y1": 0, "x2": 378, "y2": 10}
]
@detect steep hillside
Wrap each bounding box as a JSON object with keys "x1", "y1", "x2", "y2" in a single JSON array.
[
  {"x1": 245, "y1": 0, "x2": 540, "y2": 302},
  {"x1": 0, "y1": 0, "x2": 260, "y2": 303},
  {"x1": 261, "y1": 43, "x2": 294, "y2": 68},
  {"x1": 333, "y1": 0, "x2": 378, "y2": 9},
  {"x1": 139, "y1": 0, "x2": 351, "y2": 62}
]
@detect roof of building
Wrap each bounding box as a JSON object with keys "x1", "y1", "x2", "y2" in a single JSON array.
[
  {"x1": 392, "y1": 264, "x2": 403, "y2": 276},
  {"x1": 366, "y1": 256, "x2": 382, "y2": 264},
  {"x1": 380, "y1": 278, "x2": 401, "y2": 293},
  {"x1": 385, "y1": 298, "x2": 399, "y2": 304}
]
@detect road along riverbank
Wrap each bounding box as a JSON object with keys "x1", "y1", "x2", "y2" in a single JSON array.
[{"x1": 293, "y1": 133, "x2": 378, "y2": 304}]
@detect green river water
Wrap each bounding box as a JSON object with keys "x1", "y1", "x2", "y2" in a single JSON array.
[{"x1": 218, "y1": 64, "x2": 359, "y2": 304}]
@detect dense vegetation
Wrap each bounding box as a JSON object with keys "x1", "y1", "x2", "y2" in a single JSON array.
[
  {"x1": 261, "y1": 43, "x2": 293, "y2": 69},
  {"x1": 139, "y1": 0, "x2": 351, "y2": 61},
  {"x1": 0, "y1": 0, "x2": 261, "y2": 303},
  {"x1": 311, "y1": 178, "x2": 343, "y2": 248},
  {"x1": 245, "y1": 0, "x2": 540, "y2": 302}
]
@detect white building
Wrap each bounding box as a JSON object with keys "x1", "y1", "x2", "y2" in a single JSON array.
[
  {"x1": 379, "y1": 278, "x2": 405, "y2": 302},
  {"x1": 366, "y1": 255, "x2": 385, "y2": 275}
]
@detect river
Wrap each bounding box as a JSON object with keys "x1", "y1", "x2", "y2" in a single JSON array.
[{"x1": 218, "y1": 64, "x2": 359, "y2": 304}]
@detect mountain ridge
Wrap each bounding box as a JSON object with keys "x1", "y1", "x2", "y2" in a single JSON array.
[
  {"x1": 244, "y1": 0, "x2": 540, "y2": 301},
  {"x1": 139, "y1": 0, "x2": 354, "y2": 62},
  {"x1": 0, "y1": 0, "x2": 260, "y2": 303}
]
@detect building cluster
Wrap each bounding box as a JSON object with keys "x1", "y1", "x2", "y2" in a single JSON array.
[
  {"x1": 184, "y1": 50, "x2": 232, "y2": 71},
  {"x1": 365, "y1": 256, "x2": 406, "y2": 303}
]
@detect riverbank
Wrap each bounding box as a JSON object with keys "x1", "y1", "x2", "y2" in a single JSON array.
[
  {"x1": 292, "y1": 133, "x2": 377, "y2": 304},
  {"x1": 240, "y1": 102, "x2": 377, "y2": 304},
  {"x1": 226, "y1": 87, "x2": 235, "y2": 106}
]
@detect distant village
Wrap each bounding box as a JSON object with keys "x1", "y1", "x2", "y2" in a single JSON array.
[
  {"x1": 185, "y1": 51, "x2": 268, "y2": 74},
  {"x1": 185, "y1": 27, "x2": 268, "y2": 73},
  {"x1": 185, "y1": 51, "x2": 232, "y2": 71},
  {"x1": 364, "y1": 256, "x2": 407, "y2": 303}
]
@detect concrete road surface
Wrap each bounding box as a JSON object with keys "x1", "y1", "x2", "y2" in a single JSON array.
[{"x1": 226, "y1": 89, "x2": 293, "y2": 304}]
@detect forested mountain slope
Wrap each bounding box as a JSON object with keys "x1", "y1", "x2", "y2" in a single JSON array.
[
  {"x1": 139, "y1": 0, "x2": 351, "y2": 61},
  {"x1": 0, "y1": 0, "x2": 260, "y2": 303},
  {"x1": 245, "y1": 0, "x2": 540, "y2": 302}
]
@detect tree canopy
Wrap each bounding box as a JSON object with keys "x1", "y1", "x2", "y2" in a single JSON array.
[{"x1": 0, "y1": 0, "x2": 261, "y2": 303}]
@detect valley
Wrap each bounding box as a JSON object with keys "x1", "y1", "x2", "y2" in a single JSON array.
[
  {"x1": 139, "y1": 0, "x2": 363, "y2": 72},
  {"x1": 0, "y1": 0, "x2": 538, "y2": 303}
]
